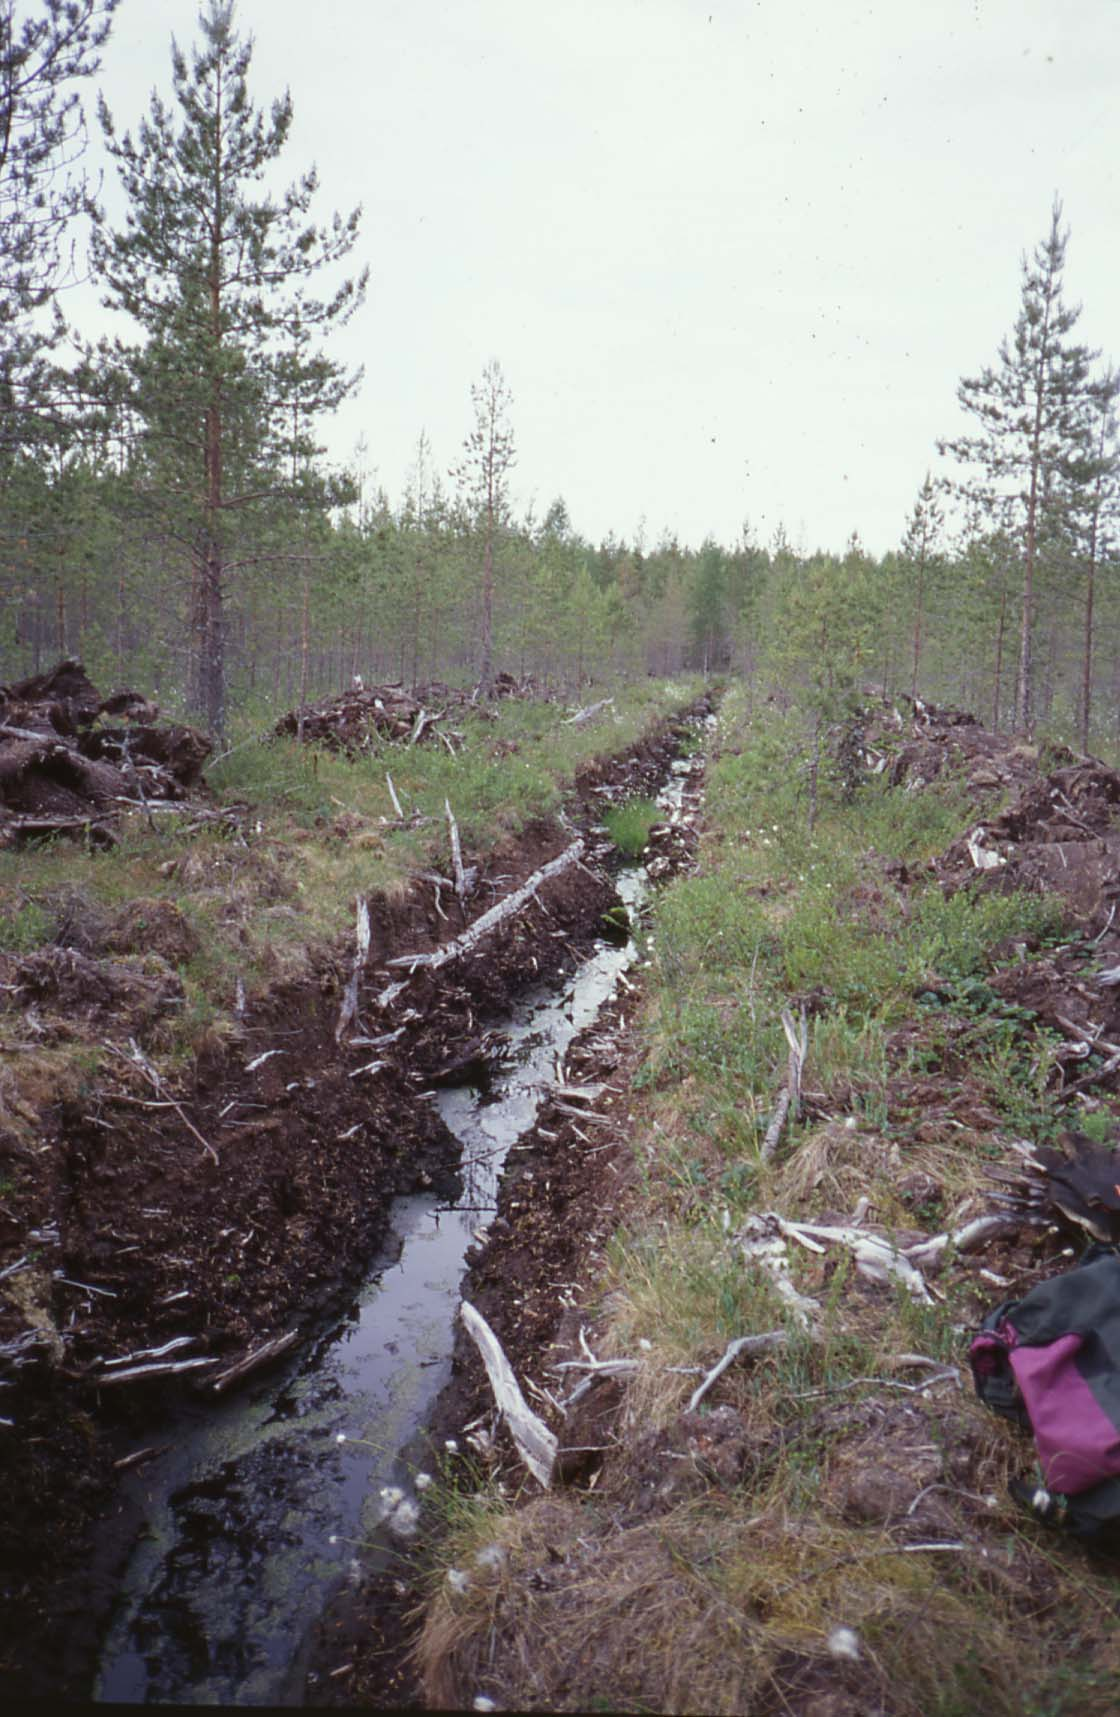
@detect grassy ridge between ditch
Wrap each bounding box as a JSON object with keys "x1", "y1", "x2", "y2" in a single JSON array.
[
  {"x1": 416, "y1": 682, "x2": 1120, "y2": 1717},
  {"x1": 0, "y1": 680, "x2": 699, "y2": 1078}
]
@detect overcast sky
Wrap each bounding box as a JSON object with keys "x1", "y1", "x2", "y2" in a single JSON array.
[{"x1": 80, "y1": 0, "x2": 1120, "y2": 556}]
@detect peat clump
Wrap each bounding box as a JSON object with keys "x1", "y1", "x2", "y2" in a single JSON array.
[{"x1": 0, "y1": 659, "x2": 211, "y2": 844}]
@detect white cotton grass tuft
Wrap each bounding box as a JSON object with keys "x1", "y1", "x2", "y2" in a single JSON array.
[
  {"x1": 472, "y1": 1698, "x2": 498, "y2": 1712},
  {"x1": 444, "y1": 1437, "x2": 459, "y2": 1454},
  {"x1": 474, "y1": 1544, "x2": 505, "y2": 1570},
  {"x1": 446, "y1": 1567, "x2": 470, "y2": 1595},
  {"x1": 335, "y1": 1432, "x2": 347, "y2": 1443},
  {"x1": 827, "y1": 1625, "x2": 861, "y2": 1662},
  {"x1": 415, "y1": 1471, "x2": 433, "y2": 1491},
  {"x1": 380, "y1": 1495, "x2": 420, "y2": 1538}
]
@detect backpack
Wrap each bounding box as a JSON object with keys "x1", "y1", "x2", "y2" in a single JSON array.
[{"x1": 969, "y1": 1247, "x2": 1120, "y2": 1537}]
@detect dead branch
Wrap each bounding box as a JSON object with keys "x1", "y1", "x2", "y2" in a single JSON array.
[
  {"x1": 460, "y1": 1299, "x2": 558, "y2": 1487},
  {"x1": 208, "y1": 1330, "x2": 300, "y2": 1394},
  {"x1": 563, "y1": 696, "x2": 615, "y2": 726},
  {"x1": 93, "y1": 1355, "x2": 218, "y2": 1385},
  {"x1": 378, "y1": 840, "x2": 586, "y2": 1000},
  {"x1": 777, "y1": 1215, "x2": 936, "y2": 1302},
  {"x1": 336, "y1": 896, "x2": 372, "y2": 1042},
  {"x1": 760, "y1": 1007, "x2": 808, "y2": 1162},
  {"x1": 445, "y1": 797, "x2": 467, "y2": 903},
  {"x1": 104, "y1": 1039, "x2": 219, "y2": 1166},
  {"x1": 687, "y1": 1331, "x2": 787, "y2": 1411}
]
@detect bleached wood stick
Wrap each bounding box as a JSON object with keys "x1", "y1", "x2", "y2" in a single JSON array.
[
  {"x1": 778, "y1": 1217, "x2": 934, "y2": 1302},
  {"x1": 760, "y1": 1087, "x2": 791, "y2": 1162},
  {"x1": 904, "y1": 1213, "x2": 1026, "y2": 1268},
  {"x1": 209, "y1": 1330, "x2": 300, "y2": 1394},
  {"x1": 460, "y1": 1300, "x2": 558, "y2": 1488},
  {"x1": 688, "y1": 1331, "x2": 787, "y2": 1412},
  {"x1": 385, "y1": 772, "x2": 404, "y2": 817},
  {"x1": 106, "y1": 1039, "x2": 219, "y2": 1167},
  {"x1": 445, "y1": 798, "x2": 466, "y2": 902},
  {"x1": 101, "y1": 1336, "x2": 199, "y2": 1368},
  {"x1": 336, "y1": 896, "x2": 372, "y2": 1042},
  {"x1": 738, "y1": 1217, "x2": 821, "y2": 1328},
  {"x1": 94, "y1": 1355, "x2": 218, "y2": 1385},
  {"x1": 562, "y1": 697, "x2": 614, "y2": 726}
]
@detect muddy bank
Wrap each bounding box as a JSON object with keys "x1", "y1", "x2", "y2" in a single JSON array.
[{"x1": 0, "y1": 692, "x2": 710, "y2": 1700}]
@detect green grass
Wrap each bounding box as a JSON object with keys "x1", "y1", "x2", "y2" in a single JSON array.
[{"x1": 602, "y1": 796, "x2": 662, "y2": 858}]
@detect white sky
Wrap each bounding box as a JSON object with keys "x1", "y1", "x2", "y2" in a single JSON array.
[{"x1": 78, "y1": 0, "x2": 1120, "y2": 556}]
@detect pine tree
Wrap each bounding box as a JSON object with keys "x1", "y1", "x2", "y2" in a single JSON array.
[
  {"x1": 899, "y1": 471, "x2": 944, "y2": 698},
  {"x1": 91, "y1": 0, "x2": 365, "y2": 735},
  {"x1": 451, "y1": 358, "x2": 515, "y2": 695},
  {"x1": 1070, "y1": 368, "x2": 1120, "y2": 751},
  {"x1": 0, "y1": 0, "x2": 118, "y2": 464},
  {"x1": 939, "y1": 201, "x2": 1098, "y2": 733}
]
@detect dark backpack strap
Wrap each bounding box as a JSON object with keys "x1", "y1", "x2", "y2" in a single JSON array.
[{"x1": 969, "y1": 1307, "x2": 1027, "y2": 1424}]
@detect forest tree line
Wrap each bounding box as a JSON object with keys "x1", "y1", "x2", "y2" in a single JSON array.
[{"x1": 2, "y1": 3, "x2": 1118, "y2": 747}]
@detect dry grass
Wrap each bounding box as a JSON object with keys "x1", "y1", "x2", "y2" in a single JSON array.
[{"x1": 415, "y1": 1482, "x2": 1099, "y2": 1715}]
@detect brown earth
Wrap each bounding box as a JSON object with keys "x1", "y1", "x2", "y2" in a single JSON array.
[{"x1": 0, "y1": 685, "x2": 712, "y2": 1700}]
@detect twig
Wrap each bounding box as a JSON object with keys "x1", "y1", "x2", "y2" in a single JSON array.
[
  {"x1": 385, "y1": 772, "x2": 403, "y2": 819},
  {"x1": 445, "y1": 798, "x2": 467, "y2": 903},
  {"x1": 688, "y1": 1331, "x2": 787, "y2": 1411},
  {"x1": 105, "y1": 1039, "x2": 219, "y2": 1167}
]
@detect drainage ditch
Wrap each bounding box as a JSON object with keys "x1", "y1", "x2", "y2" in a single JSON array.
[{"x1": 92, "y1": 751, "x2": 704, "y2": 1707}]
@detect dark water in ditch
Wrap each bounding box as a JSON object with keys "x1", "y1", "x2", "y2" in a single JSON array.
[{"x1": 92, "y1": 830, "x2": 677, "y2": 1704}]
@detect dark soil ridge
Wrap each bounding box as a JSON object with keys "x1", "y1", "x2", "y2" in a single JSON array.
[{"x1": 0, "y1": 691, "x2": 713, "y2": 1701}]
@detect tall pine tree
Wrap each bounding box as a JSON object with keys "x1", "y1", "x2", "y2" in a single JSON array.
[
  {"x1": 939, "y1": 201, "x2": 1099, "y2": 733},
  {"x1": 92, "y1": 0, "x2": 365, "y2": 734}
]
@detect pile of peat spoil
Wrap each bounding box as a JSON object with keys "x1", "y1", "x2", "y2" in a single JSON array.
[
  {"x1": 274, "y1": 671, "x2": 549, "y2": 755},
  {"x1": 0, "y1": 684, "x2": 711, "y2": 1700},
  {"x1": 0, "y1": 659, "x2": 210, "y2": 845}
]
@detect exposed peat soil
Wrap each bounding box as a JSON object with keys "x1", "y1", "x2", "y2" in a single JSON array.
[{"x1": 0, "y1": 689, "x2": 712, "y2": 1701}]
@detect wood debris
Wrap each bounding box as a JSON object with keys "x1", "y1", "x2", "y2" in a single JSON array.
[{"x1": 460, "y1": 1299, "x2": 558, "y2": 1487}]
